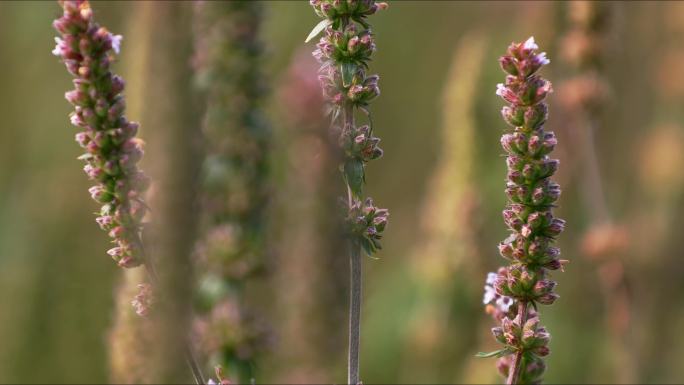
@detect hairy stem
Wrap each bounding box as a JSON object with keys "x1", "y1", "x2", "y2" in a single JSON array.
[
  {"x1": 507, "y1": 301, "x2": 529, "y2": 385},
  {"x1": 348, "y1": 244, "x2": 362, "y2": 385},
  {"x1": 343, "y1": 100, "x2": 361, "y2": 385}
]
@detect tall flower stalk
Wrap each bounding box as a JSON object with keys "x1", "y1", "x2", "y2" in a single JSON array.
[
  {"x1": 53, "y1": 0, "x2": 149, "y2": 269},
  {"x1": 558, "y1": 3, "x2": 633, "y2": 382},
  {"x1": 53, "y1": 2, "x2": 203, "y2": 383},
  {"x1": 191, "y1": 1, "x2": 271, "y2": 383},
  {"x1": 480, "y1": 37, "x2": 565, "y2": 385},
  {"x1": 307, "y1": 1, "x2": 389, "y2": 383}
]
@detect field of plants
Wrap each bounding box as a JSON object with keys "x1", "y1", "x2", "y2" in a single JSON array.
[{"x1": 0, "y1": 1, "x2": 683, "y2": 384}]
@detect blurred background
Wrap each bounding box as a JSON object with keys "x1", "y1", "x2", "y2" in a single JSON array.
[{"x1": 1, "y1": 1, "x2": 684, "y2": 383}]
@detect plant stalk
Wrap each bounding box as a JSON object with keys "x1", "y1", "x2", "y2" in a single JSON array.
[
  {"x1": 579, "y1": 119, "x2": 610, "y2": 225},
  {"x1": 343, "y1": 100, "x2": 362, "y2": 385},
  {"x1": 506, "y1": 301, "x2": 529, "y2": 385},
  {"x1": 136, "y1": 236, "x2": 205, "y2": 385},
  {"x1": 348, "y1": 244, "x2": 362, "y2": 385}
]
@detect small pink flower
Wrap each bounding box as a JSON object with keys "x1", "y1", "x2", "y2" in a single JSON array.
[
  {"x1": 111, "y1": 34, "x2": 122, "y2": 54},
  {"x1": 52, "y1": 37, "x2": 65, "y2": 57},
  {"x1": 523, "y1": 36, "x2": 538, "y2": 51}
]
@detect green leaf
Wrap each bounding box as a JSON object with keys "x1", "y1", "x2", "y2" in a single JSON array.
[
  {"x1": 305, "y1": 19, "x2": 332, "y2": 43},
  {"x1": 475, "y1": 348, "x2": 513, "y2": 359},
  {"x1": 359, "y1": 237, "x2": 375, "y2": 255},
  {"x1": 344, "y1": 158, "x2": 364, "y2": 198},
  {"x1": 341, "y1": 62, "x2": 357, "y2": 88}
]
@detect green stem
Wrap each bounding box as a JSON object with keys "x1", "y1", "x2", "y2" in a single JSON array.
[
  {"x1": 348, "y1": 243, "x2": 362, "y2": 385},
  {"x1": 343, "y1": 99, "x2": 362, "y2": 385},
  {"x1": 507, "y1": 301, "x2": 529, "y2": 385}
]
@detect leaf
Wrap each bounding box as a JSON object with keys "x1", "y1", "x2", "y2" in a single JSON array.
[
  {"x1": 305, "y1": 19, "x2": 332, "y2": 43},
  {"x1": 475, "y1": 348, "x2": 513, "y2": 359},
  {"x1": 359, "y1": 237, "x2": 375, "y2": 255},
  {"x1": 344, "y1": 158, "x2": 364, "y2": 198},
  {"x1": 341, "y1": 62, "x2": 357, "y2": 88}
]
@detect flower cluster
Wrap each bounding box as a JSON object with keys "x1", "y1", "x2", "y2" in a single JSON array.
[
  {"x1": 345, "y1": 198, "x2": 388, "y2": 254},
  {"x1": 483, "y1": 271, "x2": 516, "y2": 320},
  {"x1": 194, "y1": 298, "x2": 270, "y2": 371},
  {"x1": 340, "y1": 124, "x2": 383, "y2": 162},
  {"x1": 193, "y1": 2, "x2": 272, "y2": 382},
  {"x1": 308, "y1": 3, "x2": 387, "y2": 383},
  {"x1": 314, "y1": 24, "x2": 375, "y2": 66},
  {"x1": 53, "y1": 0, "x2": 149, "y2": 268},
  {"x1": 310, "y1": 0, "x2": 387, "y2": 24},
  {"x1": 310, "y1": 0, "x2": 388, "y2": 249},
  {"x1": 193, "y1": 1, "x2": 270, "y2": 280},
  {"x1": 318, "y1": 66, "x2": 380, "y2": 108},
  {"x1": 131, "y1": 283, "x2": 154, "y2": 317},
  {"x1": 492, "y1": 315, "x2": 550, "y2": 383},
  {"x1": 484, "y1": 37, "x2": 566, "y2": 384}
]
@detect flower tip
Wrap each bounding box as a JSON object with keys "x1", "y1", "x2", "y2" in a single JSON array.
[
  {"x1": 523, "y1": 36, "x2": 538, "y2": 50},
  {"x1": 52, "y1": 37, "x2": 63, "y2": 57},
  {"x1": 111, "y1": 34, "x2": 122, "y2": 54},
  {"x1": 539, "y1": 52, "x2": 551, "y2": 65},
  {"x1": 495, "y1": 83, "x2": 505, "y2": 96}
]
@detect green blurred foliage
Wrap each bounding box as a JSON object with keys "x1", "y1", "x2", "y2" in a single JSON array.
[{"x1": 0, "y1": 1, "x2": 683, "y2": 383}]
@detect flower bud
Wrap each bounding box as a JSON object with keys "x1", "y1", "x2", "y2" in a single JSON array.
[
  {"x1": 506, "y1": 156, "x2": 524, "y2": 171},
  {"x1": 84, "y1": 164, "x2": 103, "y2": 180},
  {"x1": 543, "y1": 259, "x2": 562, "y2": 271},
  {"x1": 534, "y1": 345, "x2": 550, "y2": 357},
  {"x1": 536, "y1": 292, "x2": 559, "y2": 305},
  {"x1": 496, "y1": 83, "x2": 520, "y2": 105},
  {"x1": 75, "y1": 131, "x2": 90, "y2": 147},
  {"x1": 498, "y1": 242, "x2": 515, "y2": 259},
  {"x1": 507, "y1": 170, "x2": 525, "y2": 185},
  {"x1": 492, "y1": 327, "x2": 507, "y2": 344},
  {"x1": 545, "y1": 218, "x2": 565, "y2": 237},
  {"x1": 499, "y1": 56, "x2": 518, "y2": 76},
  {"x1": 532, "y1": 279, "x2": 557, "y2": 297},
  {"x1": 96, "y1": 215, "x2": 114, "y2": 230},
  {"x1": 108, "y1": 97, "x2": 125, "y2": 122},
  {"x1": 89, "y1": 185, "x2": 113, "y2": 203},
  {"x1": 347, "y1": 36, "x2": 360, "y2": 54},
  {"x1": 501, "y1": 106, "x2": 524, "y2": 127},
  {"x1": 522, "y1": 163, "x2": 535, "y2": 179},
  {"x1": 537, "y1": 158, "x2": 559, "y2": 179},
  {"x1": 524, "y1": 103, "x2": 548, "y2": 131},
  {"x1": 521, "y1": 224, "x2": 533, "y2": 238},
  {"x1": 110, "y1": 75, "x2": 125, "y2": 95},
  {"x1": 65, "y1": 90, "x2": 87, "y2": 106},
  {"x1": 540, "y1": 132, "x2": 557, "y2": 155},
  {"x1": 95, "y1": 98, "x2": 108, "y2": 117}
]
